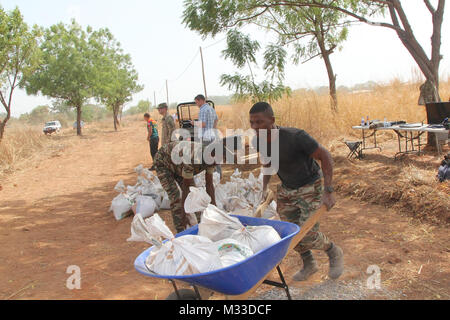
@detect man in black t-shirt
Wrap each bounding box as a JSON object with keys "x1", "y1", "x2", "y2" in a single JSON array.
[{"x1": 249, "y1": 102, "x2": 344, "y2": 281}]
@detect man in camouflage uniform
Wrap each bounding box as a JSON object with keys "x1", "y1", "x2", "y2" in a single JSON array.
[
  {"x1": 154, "y1": 140, "x2": 217, "y2": 233},
  {"x1": 157, "y1": 103, "x2": 176, "y2": 146},
  {"x1": 250, "y1": 102, "x2": 344, "y2": 281}
]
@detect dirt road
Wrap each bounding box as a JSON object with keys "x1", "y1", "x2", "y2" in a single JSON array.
[{"x1": 0, "y1": 120, "x2": 448, "y2": 300}]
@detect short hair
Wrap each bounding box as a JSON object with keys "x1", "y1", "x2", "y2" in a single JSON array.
[
  {"x1": 144, "y1": 113, "x2": 150, "y2": 118},
  {"x1": 249, "y1": 102, "x2": 274, "y2": 117},
  {"x1": 158, "y1": 103, "x2": 168, "y2": 109},
  {"x1": 195, "y1": 94, "x2": 206, "y2": 101}
]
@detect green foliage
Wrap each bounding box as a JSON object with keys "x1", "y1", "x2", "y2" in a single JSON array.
[
  {"x1": 90, "y1": 28, "x2": 143, "y2": 129},
  {"x1": 0, "y1": 5, "x2": 42, "y2": 140},
  {"x1": 182, "y1": 0, "x2": 384, "y2": 106},
  {"x1": 124, "y1": 99, "x2": 152, "y2": 115},
  {"x1": 219, "y1": 30, "x2": 290, "y2": 103},
  {"x1": 22, "y1": 21, "x2": 95, "y2": 109}
]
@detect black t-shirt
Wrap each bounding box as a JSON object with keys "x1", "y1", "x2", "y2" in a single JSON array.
[{"x1": 252, "y1": 127, "x2": 321, "y2": 189}]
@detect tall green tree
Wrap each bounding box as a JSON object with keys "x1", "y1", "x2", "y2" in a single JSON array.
[
  {"x1": 183, "y1": 1, "x2": 348, "y2": 110},
  {"x1": 184, "y1": 0, "x2": 446, "y2": 104},
  {"x1": 22, "y1": 20, "x2": 97, "y2": 136},
  {"x1": 219, "y1": 29, "x2": 291, "y2": 103},
  {"x1": 267, "y1": 6, "x2": 349, "y2": 111},
  {"x1": 0, "y1": 6, "x2": 41, "y2": 142},
  {"x1": 91, "y1": 29, "x2": 143, "y2": 131}
]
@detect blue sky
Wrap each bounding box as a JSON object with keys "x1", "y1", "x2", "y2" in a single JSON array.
[{"x1": 2, "y1": 0, "x2": 450, "y2": 116}]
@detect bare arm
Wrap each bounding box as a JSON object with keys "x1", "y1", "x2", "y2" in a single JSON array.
[
  {"x1": 311, "y1": 145, "x2": 334, "y2": 188},
  {"x1": 311, "y1": 145, "x2": 336, "y2": 210}
]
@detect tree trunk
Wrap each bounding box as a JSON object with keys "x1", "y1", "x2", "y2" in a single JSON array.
[
  {"x1": 76, "y1": 105, "x2": 82, "y2": 136},
  {"x1": 113, "y1": 106, "x2": 119, "y2": 131},
  {"x1": 387, "y1": 0, "x2": 443, "y2": 103},
  {"x1": 0, "y1": 110, "x2": 10, "y2": 142},
  {"x1": 316, "y1": 31, "x2": 338, "y2": 113},
  {"x1": 322, "y1": 50, "x2": 338, "y2": 113}
]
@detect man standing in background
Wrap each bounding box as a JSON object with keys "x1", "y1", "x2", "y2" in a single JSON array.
[
  {"x1": 194, "y1": 94, "x2": 222, "y2": 177},
  {"x1": 144, "y1": 112, "x2": 159, "y2": 170},
  {"x1": 157, "y1": 103, "x2": 176, "y2": 146}
]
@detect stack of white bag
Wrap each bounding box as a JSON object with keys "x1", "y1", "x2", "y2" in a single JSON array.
[
  {"x1": 109, "y1": 165, "x2": 172, "y2": 221},
  {"x1": 109, "y1": 165, "x2": 221, "y2": 221},
  {"x1": 127, "y1": 213, "x2": 254, "y2": 275},
  {"x1": 212, "y1": 169, "x2": 279, "y2": 220}
]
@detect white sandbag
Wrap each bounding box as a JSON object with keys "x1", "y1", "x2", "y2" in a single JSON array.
[
  {"x1": 262, "y1": 201, "x2": 280, "y2": 220},
  {"x1": 160, "y1": 194, "x2": 171, "y2": 210},
  {"x1": 194, "y1": 171, "x2": 221, "y2": 187},
  {"x1": 147, "y1": 234, "x2": 222, "y2": 275},
  {"x1": 230, "y1": 225, "x2": 281, "y2": 253},
  {"x1": 225, "y1": 196, "x2": 254, "y2": 216},
  {"x1": 198, "y1": 205, "x2": 244, "y2": 241},
  {"x1": 184, "y1": 187, "x2": 211, "y2": 214},
  {"x1": 135, "y1": 195, "x2": 157, "y2": 219},
  {"x1": 128, "y1": 214, "x2": 222, "y2": 275},
  {"x1": 214, "y1": 184, "x2": 228, "y2": 210},
  {"x1": 134, "y1": 164, "x2": 144, "y2": 175},
  {"x1": 114, "y1": 180, "x2": 126, "y2": 193},
  {"x1": 186, "y1": 212, "x2": 198, "y2": 228},
  {"x1": 110, "y1": 193, "x2": 133, "y2": 221},
  {"x1": 215, "y1": 238, "x2": 253, "y2": 268}
]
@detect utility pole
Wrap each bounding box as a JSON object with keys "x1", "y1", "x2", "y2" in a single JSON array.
[
  {"x1": 153, "y1": 91, "x2": 157, "y2": 109},
  {"x1": 166, "y1": 80, "x2": 169, "y2": 107},
  {"x1": 200, "y1": 46, "x2": 207, "y2": 99}
]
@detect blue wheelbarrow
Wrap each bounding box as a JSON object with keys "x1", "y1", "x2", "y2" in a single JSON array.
[{"x1": 134, "y1": 206, "x2": 327, "y2": 300}]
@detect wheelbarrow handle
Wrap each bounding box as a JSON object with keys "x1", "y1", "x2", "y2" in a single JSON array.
[
  {"x1": 287, "y1": 205, "x2": 328, "y2": 252},
  {"x1": 253, "y1": 190, "x2": 275, "y2": 218}
]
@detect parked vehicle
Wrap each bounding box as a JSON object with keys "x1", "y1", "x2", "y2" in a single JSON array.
[{"x1": 43, "y1": 121, "x2": 62, "y2": 135}]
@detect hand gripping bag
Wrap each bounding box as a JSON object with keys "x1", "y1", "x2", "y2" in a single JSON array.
[{"x1": 184, "y1": 187, "x2": 211, "y2": 214}]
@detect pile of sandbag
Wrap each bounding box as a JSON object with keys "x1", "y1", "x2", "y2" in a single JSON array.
[
  {"x1": 193, "y1": 169, "x2": 279, "y2": 220},
  {"x1": 128, "y1": 204, "x2": 282, "y2": 276},
  {"x1": 109, "y1": 165, "x2": 171, "y2": 220}
]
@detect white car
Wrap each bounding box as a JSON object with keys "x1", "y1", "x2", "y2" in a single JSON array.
[{"x1": 43, "y1": 121, "x2": 62, "y2": 135}]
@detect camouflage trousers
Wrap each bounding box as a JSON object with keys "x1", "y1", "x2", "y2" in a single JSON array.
[
  {"x1": 155, "y1": 163, "x2": 185, "y2": 233},
  {"x1": 277, "y1": 179, "x2": 332, "y2": 254}
]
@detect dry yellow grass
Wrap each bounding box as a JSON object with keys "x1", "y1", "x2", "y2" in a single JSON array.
[{"x1": 223, "y1": 79, "x2": 450, "y2": 146}]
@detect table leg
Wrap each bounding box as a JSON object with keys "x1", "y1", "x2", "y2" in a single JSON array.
[
  {"x1": 362, "y1": 129, "x2": 366, "y2": 149},
  {"x1": 435, "y1": 134, "x2": 442, "y2": 156}
]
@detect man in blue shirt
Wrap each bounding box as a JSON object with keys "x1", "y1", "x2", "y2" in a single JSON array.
[{"x1": 194, "y1": 94, "x2": 222, "y2": 177}]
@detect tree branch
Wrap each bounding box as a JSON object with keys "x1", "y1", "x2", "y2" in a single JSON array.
[{"x1": 423, "y1": 0, "x2": 435, "y2": 14}]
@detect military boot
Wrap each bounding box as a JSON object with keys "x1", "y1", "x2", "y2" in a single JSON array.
[
  {"x1": 293, "y1": 250, "x2": 319, "y2": 281},
  {"x1": 326, "y1": 243, "x2": 344, "y2": 280}
]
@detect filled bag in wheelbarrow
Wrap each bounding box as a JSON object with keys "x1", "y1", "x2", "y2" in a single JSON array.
[
  {"x1": 230, "y1": 225, "x2": 282, "y2": 254},
  {"x1": 215, "y1": 238, "x2": 253, "y2": 268},
  {"x1": 127, "y1": 214, "x2": 222, "y2": 276},
  {"x1": 198, "y1": 204, "x2": 244, "y2": 241}
]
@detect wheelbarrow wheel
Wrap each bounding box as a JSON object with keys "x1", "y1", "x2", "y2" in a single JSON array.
[{"x1": 165, "y1": 288, "x2": 198, "y2": 300}]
